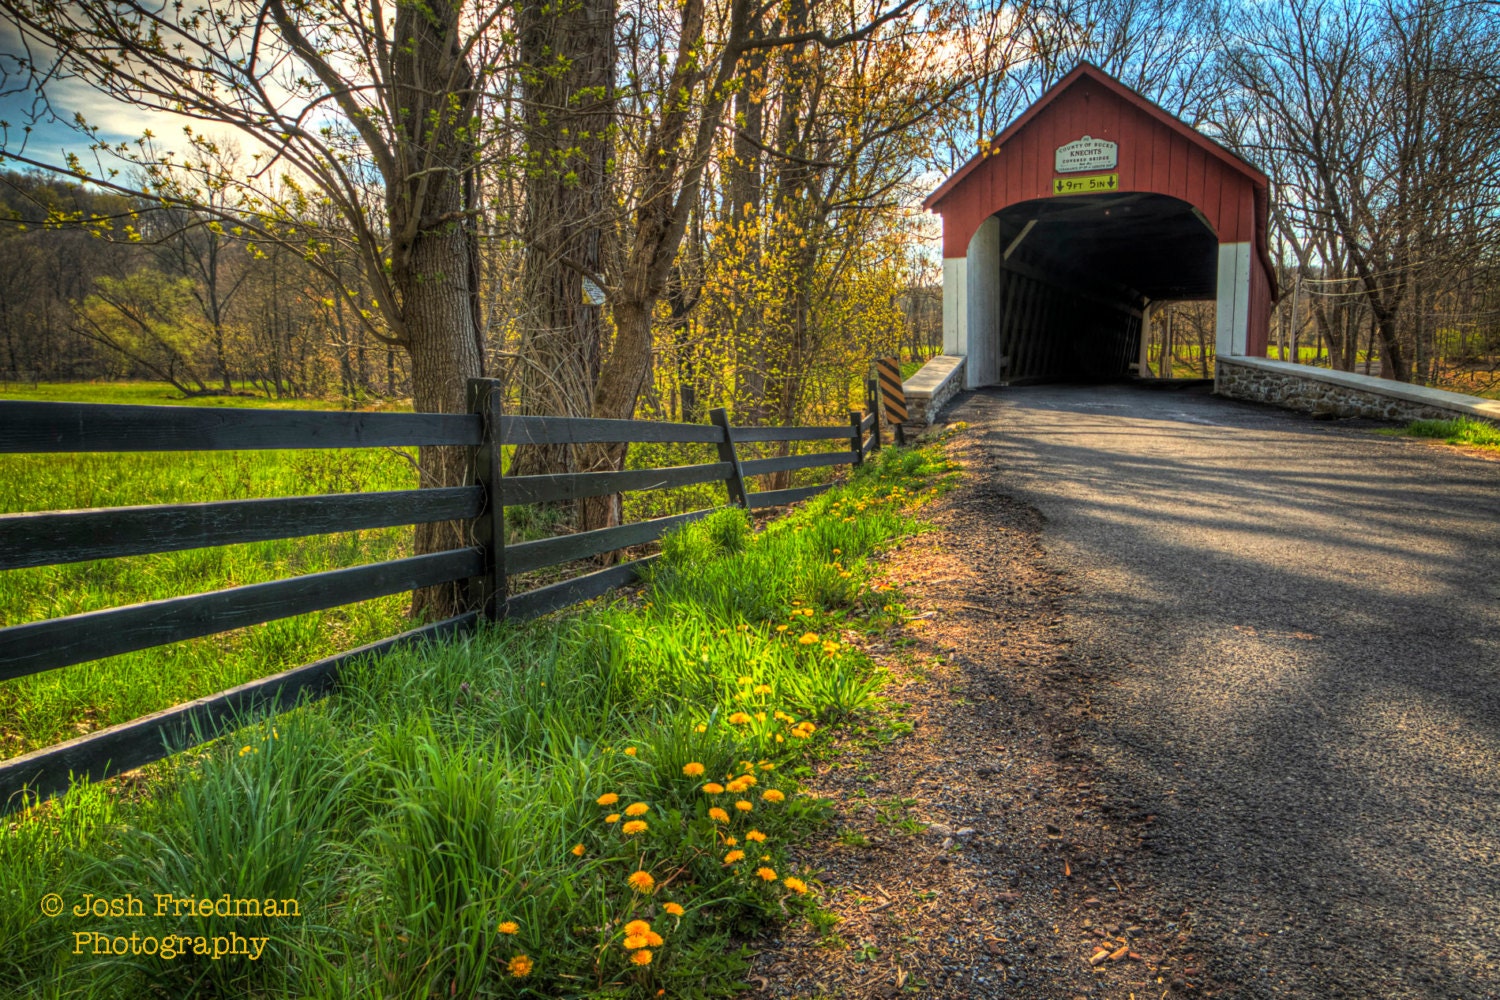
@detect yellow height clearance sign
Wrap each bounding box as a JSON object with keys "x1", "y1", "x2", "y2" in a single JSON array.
[{"x1": 1053, "y1": 172, "x2": 1118, "y2": 195}]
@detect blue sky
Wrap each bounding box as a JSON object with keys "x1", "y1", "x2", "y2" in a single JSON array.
[{"x1": 0, "y1": 20, "x2": 189, "y2": 173}]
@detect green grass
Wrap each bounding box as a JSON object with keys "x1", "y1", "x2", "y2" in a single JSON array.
[
  {"x1": 0, "y1": 380, "x2": 396, "y2": 410},
  {"x1": 1383, "y1": 417, "x2": 1500, "y2": 451},
  {"x1": 0, "y1": 440, "x2": 958, "y2": 999}
]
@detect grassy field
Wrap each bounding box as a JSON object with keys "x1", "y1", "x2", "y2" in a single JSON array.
[
  {"x1": 0, "y1": 380, "x2": 392, "y2": 410},
  {"x1": 0, "y1": 445, "x2": 420, "y2": 759},
  {"x1": 0, "y1": 435, "x2": 957, "y2": 998}
]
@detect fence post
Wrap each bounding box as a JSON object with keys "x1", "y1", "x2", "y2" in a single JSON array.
[
  {"x1": 467, "y1": 377, "x2": 506, "y2": 620},
  {"x1": 709, "y1": 407, "x2": 748, "y2": 507},
  {"x1": 864, "y1": 377, "x2": 882, "y2": 452},
  {"x1": 849, "y1": 410, "x2": 865, "y2": 466}
]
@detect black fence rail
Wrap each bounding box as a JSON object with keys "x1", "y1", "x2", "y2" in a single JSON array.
[{"x1": 0, "y1": 377, "x2": 883, "y2": 813}]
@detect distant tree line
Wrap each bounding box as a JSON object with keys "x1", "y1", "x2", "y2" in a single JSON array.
[{"x1": 0, "y1": 172, "x2": 405, "y2": 399}]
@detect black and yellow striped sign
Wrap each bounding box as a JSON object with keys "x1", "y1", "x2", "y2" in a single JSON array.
[{"x1": 875, "y1": 357, "x2": 907, "y2": 422}]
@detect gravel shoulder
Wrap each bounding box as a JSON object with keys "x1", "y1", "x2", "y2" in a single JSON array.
[
  {"x1": 745, "y1": 384, "x2": 1500, "y2": 1000},
  {"x1": 744, "y1": 425, "x2": 1199, "y2": 1000}
]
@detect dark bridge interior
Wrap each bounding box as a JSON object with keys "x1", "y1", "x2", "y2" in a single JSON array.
[{"x1": 986, "y1": 192, "x2": 1218, "y2": 383}]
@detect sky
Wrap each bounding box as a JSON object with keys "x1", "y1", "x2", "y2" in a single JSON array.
[{"x1": 0, "y1": 17, "x2": 259, "y2": 178}]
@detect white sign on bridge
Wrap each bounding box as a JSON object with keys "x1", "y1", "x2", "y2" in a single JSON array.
[{"x1": 1055, "y1": 136, "x2": 1118, "y2": 173}]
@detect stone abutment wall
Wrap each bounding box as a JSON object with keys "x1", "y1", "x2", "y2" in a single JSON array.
[{"x1": 1216, "y1": 357, "x2": 1500, "y2": 425}]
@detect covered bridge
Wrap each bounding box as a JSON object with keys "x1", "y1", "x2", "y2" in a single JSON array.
[{"x1": 923, "y1": 63, "x2": 1276, "y2": 389}]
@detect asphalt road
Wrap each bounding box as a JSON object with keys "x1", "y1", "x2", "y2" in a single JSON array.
[{"x1": 952, "y1": 382, "x2": 1500, "y2": 999}]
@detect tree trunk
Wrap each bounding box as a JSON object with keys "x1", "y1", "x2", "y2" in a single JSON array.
[
  {"x1": 389, "y1": 0, "x2": 483, "y2": 620},
  {"x1": 511, "y1": 0, "x2": 615, "y2": 483},
  {"x1": 406, "y1": 223, "x2": 483, "y2": 621}
]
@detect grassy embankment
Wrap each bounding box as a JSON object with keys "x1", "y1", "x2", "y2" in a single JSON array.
[
  {"x1": 1384, "y1": 417, "x2": 1500, "y2": 452},
  {"x1": 0, "y1": 437, "x2": 957, "y2": 999}
]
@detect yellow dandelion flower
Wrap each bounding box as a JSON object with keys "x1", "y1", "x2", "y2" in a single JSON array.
[
  {"x1": 724, "y1": 835, "x2": 738, "y2": 846},
  {"x1": 625, "y1": 802, "x2": 649, "y2": 817},
  {"x1": 784, "y1": 877, "x2": 809, "y2": 894},
  {"x1": 724, "y1": 849, "x2": 745, "y2": 864},
  {"x1": 742, "y1": 774, "x2": 758, "y2": 787},
  {"x1": 605, "y1": 813, "x2": 621, "y2": 823},
  {"x1": 754, "y1": 684, "x2": 772, "y2": 694},
  {"x1": 776, "y1": 624, "x2": 789, "y2": 633},
  {"x1": 776, "y1": 734, "x2": 784, "y2": 743},
  {"x1": 624, "y1": 919, "x2": 651, "y2": 936},
  {"x1": 728, "y1": 711, "x2": 752, "y2": 725},
  {"x1": 737, "y1": 675, "x2": 753, "y2": 685},
  {"x1": 630, "y1": 948, "x2": 653, "y2": 966},
  {"x1": 822, "y1": 641, "x2": 839, "y2": 655},
  {"x1": 627, "y1": 870, "x2": 655, "y2": 893},
  {"x1": 754, "y1": 711, "x2": 767, "y2": 722},
  {"x1": 624, "y1": 934, "x2": 649, "y2": 949},
  {"x1": 735, "y1": 800, "x2": 753, "y2": 812},
  {"x1": 508, "y1": 954, "x2": 533, "y2": 977},
  {"x1": 664, "y1": 902, "x2": 685, "y2": 917},
  {"x1": 762, "y1": 789, "x2": 786, "y2": 803},
  {"x1": 832, "y1": 548, "x2": 841, "y2": 555},
  {"x1": 571, "y1": 843, "x2": 585, "y2": 856},
  {"x1": 694, "y1": 723, "x2": 707, "y2": 733},
  {"x1": 683, "y1": 762, "x2": 705, "y2": 777},
  {"x1": 726, "y1": 778, "x2": 748, "y2": 794},
  {"x1": 622, "y1": 820, "x2": 648, "y2": 835},
  {"x1": 597, "y1": 792, "x2": 620, "y2": 806},
  {"x1": 708, "y1": 807, "x2": 730, "y2": 823},
  {"x1": 498, "y1": 921, "x2": 519, "y2": 935},
  {"x1": 839, "y1": 571, "x2": 852, "y2": 579},
  {"x1": 646, "y1": 930, "x2": 664, "y2": 947},
  {"x1": 798, "y1": 633, "x2": 818, "y2": 645},
  {"x1": 756, "y1": 867, "x2": 778, "y2": 882},
  {"x1": 701, "y1": 782, "x2": 724, "y2": 795},
  {"x1": 760, "y1": 761, "x2": 775, "y2": 770},
  {"x1": 624, "y1": 747, "x2": 637, "y2": 756},
  {"x1": 746, "y1": 829, "x2": 767, "y2": 842}
]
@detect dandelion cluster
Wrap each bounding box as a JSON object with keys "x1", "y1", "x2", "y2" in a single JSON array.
[
  {"x1": 496, "y1": 920, "x2": 531, "y2": 978},
  {"x1": 621, "y1": 918, "x2": 664, "y2": 967}
]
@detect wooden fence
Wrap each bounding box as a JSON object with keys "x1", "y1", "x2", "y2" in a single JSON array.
[{"x1": 0, "y1": 378, "x2": 881, "y2": 813}]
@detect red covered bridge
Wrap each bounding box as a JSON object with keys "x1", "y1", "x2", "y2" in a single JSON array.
[{"x1": 923, "y1": 63, "x2": 1276, "y2": 387}]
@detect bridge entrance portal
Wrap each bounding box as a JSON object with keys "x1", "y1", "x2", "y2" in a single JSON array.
[{"x1": 925, "y1": 63, "x2": 1276, "y2": 389}]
